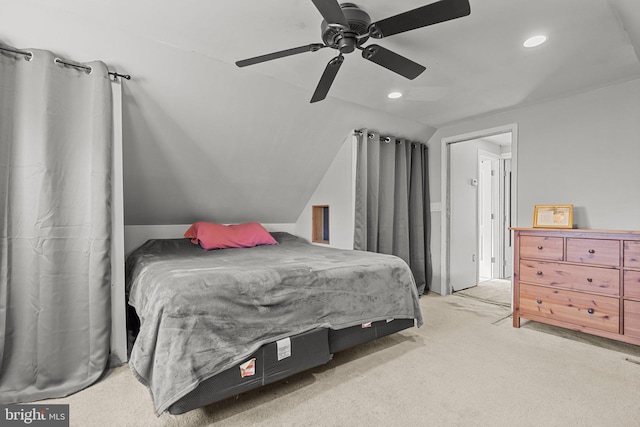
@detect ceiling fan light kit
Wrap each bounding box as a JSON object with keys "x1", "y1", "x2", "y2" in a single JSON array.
[{"x1": 236, "y1": 0, "x2": 471, "y2": 103}]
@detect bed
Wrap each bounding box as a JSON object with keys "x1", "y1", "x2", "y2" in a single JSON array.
[{"x1": 125, "y1": 231, "x2": 423, "y2": 414}]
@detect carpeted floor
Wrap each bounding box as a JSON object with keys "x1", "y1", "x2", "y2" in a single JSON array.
[
  {"x1": 454, "y1": 278, "x2": 512, "y2": 307},
  {"x1": 44, "y1": 292, "x2": 640, "y2": 426}
]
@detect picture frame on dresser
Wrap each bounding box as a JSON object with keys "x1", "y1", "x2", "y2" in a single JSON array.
[{"x1": 533, "y1": 204, "x2": 573, "y2": 228}]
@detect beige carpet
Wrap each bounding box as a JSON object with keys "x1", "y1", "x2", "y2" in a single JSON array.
[
  {"x1": 454, "y1": 278, "x2": 512, "y2": 307},
  {"x1": 44, "y1": 293, "x2": 640, "y2": 426}
]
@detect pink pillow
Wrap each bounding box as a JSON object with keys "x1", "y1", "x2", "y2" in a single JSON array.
[{"x1": 184, "y1": 222, "x2": 278, "y2": 250}]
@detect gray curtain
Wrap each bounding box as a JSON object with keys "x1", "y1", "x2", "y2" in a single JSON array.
[
  {"x1": 0, "y1": 48, "x2": 112, "y2": 402},
  {"x1": 354, "y1": 130, "x2": 431, "y2": 294}
]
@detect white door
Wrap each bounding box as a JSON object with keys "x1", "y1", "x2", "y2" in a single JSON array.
[
  {"x1": 478, "y1": 157, "x2": 494, "y2": 280},
  {"x1": 501, "y1": 158, "x2": 513, "y2": 278},
  {"x1": 449, "y1": 142, "x2": 478, "y2": 292}
]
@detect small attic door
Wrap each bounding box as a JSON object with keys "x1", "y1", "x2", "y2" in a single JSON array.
[{"x1": 312, "y1": 205, "x2": 330, "y2": 244}]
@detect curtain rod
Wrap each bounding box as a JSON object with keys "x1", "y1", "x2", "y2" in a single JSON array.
[
  {"x1": 354, "y1": 130, "x2": 391, "y2": 141},
  {"x1": 354, "y1": 129, "x2": 423, "y2": 146},
  {"x1": 0, "y1": 45, "x2": 131, "y2": 81}
]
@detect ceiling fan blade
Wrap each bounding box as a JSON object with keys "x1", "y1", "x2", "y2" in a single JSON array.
[
  {"x1": 310, "y1": 0, "x2": 348, "y2": 27},
  {"x1": 310, "y1": 55, "x2": 344, "y2": 103},
  {"x1": 369, "y1": 0, "x2": 470, "y2": 39},
  {"x1": 236, "y1": 44, "x2": 325, "y2": 67},
  {"x1": 361, "y1": 45, "x2": 425, "y2": 80}
]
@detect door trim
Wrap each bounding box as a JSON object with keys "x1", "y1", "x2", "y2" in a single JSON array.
[{"x1": 440, "y1": 124, "x2": 518, "y2": 295}]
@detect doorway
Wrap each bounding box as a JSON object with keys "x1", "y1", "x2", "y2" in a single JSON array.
[{"x1": 441, "y1": 124, "x2": 518, "y2": 297}]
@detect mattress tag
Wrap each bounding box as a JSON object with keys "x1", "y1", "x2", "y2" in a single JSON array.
[
  {"x1": 362, "y1": 322, "x2": 372, "y2": 328},
  {"x1": 277, "y1": 337, "x2": 291, "y2": 361},
  {"x1": 239, "y1": 358, "x2": 256, "y2": 378}
]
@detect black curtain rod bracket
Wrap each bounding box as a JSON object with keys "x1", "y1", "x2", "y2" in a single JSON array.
[{"x1": 109, "y1": 71, "x2": 131, "y2": 80}]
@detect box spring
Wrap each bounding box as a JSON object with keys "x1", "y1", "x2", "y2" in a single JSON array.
[
  {"x1": 166, "y1": 318, "x2": 414, "y2": 414},
  {"x1": 328, "y1": 318, "x2": 415, "y2": 353}
]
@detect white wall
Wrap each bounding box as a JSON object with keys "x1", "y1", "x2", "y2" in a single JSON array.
[
  {"x1": 295, "y1": 134, "x2": 357, "y2": 249},
  {"x1": 428, "y1": 78, "x2": 640, "y2": 294}
]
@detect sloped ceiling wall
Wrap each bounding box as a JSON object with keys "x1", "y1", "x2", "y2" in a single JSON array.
[
  {"x1": 0, "y1": 1, "x2": 435, "y2": 225},
  {"x1": 119, "y1": 53, "x2": 434, "y2": 225}
]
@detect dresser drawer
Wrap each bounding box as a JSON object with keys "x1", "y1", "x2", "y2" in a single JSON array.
[
  {"x1": 566, "y1": 238, "x2": 620, "y2": 267},
  {"x1": 520, "y1": 283, "x2": 619, "y2": 333},
  {"x1": 519, "y1": 260, "x2": 619, "y2": 296},
  {"x1": 624, "y1": 300, "x2": 640, "y2": 339},
  {"x1": 519, "y1": 236, "x2": 563, "y2": 261},
  {"x1": 624, "y1": 241, "x2": 640, "y2": 268},
  {"x1": 624, "y1": 270, "x2": 640, "y2": 299}
]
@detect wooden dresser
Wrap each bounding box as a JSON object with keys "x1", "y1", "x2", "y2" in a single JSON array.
[{"x1": 512, "y1": 228, "x2": 640, "y2": 346}]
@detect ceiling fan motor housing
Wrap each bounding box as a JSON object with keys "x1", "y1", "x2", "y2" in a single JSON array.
[{"x1": 321, "y1": 3, "x2": 371, "y2": 53}]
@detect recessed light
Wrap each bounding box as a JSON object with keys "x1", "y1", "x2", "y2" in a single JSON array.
[
  {"x1": 388, "y1": 91, "x2": 403, "y2": 99},
  {"x1": 523, "y1": 35, "x2": 547, "y2": 48}
]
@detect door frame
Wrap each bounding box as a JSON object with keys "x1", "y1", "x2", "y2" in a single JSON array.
[{"x1": 440, "y1": 123, "x2": 518, "y2": 295}]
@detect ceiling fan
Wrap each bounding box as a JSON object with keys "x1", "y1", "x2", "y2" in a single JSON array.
[{"x1": 236, "y1": 0, "x2": 471, "y2": 103}]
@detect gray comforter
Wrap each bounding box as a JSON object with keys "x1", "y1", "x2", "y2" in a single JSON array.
[{"x1": 126, "y1": 232, "x2": 423, "y2": 413}]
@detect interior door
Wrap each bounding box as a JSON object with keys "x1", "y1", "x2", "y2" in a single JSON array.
[
  {"x1": 478, "y1": 157, "x2": 493, "y2": 281},
  {"x1": 448, "y1": 142, "x2": 478, "y2": 292},
  {"x1": 502, "y1": 158, "x2": 513, "y2": 278}
]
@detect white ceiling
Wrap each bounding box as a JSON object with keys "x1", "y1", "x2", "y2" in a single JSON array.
[
  {"x1": 1, "y1": 0, "x2": 640, "y2": 225},
  {"x1": 234, "y1": 0, "x2": 640, "y2": 127},
  {"x1": 274, "y1": 0, "x2": 640, "y2": 126},
  {"x1": 36, "y1": 0, "x2": 639, "y2": 128},
  {"x1": 10, "y1": 0, "x2": 640, "y2": 128},
  {"x1": 482, "y1": 133, "x2": 512, "y2": 147}
]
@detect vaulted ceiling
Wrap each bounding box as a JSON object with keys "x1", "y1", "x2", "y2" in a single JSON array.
[{"x1": 2, "y1": 0, "x2": 639, "y2": 225}]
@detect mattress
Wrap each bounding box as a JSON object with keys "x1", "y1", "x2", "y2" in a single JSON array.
[{"x1": 126, "y1": 232, "x2": 422, "y2": 413}]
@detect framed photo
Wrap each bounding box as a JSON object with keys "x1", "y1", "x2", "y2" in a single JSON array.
[{"x1": 533, "y1": 204, "x2": 573, "y2": 228}]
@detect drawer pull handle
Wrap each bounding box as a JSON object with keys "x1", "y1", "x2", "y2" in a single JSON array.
[
  {"x1": 536, "y1": 271, "x2": 543, "y2": 276},
  {"x1": 537, "y1": 245, "x2": 543, "y2": 250},
  {"x1": 587, "y1": 308, "x2": 594, "y2": 314},
  {"x1": 588, "y1": 249, "x2": 596, "y2": 254},
  {"x1": 536, "y1": 299, "x2": 542, "y2": 304},
  {"x1": 587, "y1": 278, "x2": 593, "y2": 283}
]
